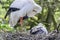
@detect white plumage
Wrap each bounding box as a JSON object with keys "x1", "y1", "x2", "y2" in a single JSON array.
[
  {"x1": 30, "y1": 23, "x2": 48, "y2": 35},
  {"x1": 9, "y1": 0, "x2": 42, "y2": 27}
]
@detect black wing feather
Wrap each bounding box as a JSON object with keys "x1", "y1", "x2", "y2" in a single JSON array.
[{"x1": 4, "y1": 8, "x2": 20, "y2": 19}]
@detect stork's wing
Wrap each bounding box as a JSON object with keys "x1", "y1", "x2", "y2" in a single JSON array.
[
  {"x1": 4, "y1": 9, "x2": 11, "y2": 19},
  {"x1": 9, "y1": 11, "x2": 20, "y2": 27},
  {"x1": 4, "y1": 0, "x2": 29, "y2": 19},
  {"x1": 10, "y1": 0, "x2": 29, "y2": 9},
  {"x1": 4, "y1": 8, "x2": 20, "y2": 19}
]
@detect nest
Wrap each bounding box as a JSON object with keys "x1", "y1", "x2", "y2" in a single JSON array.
[{"x1": 0, "y1": 30, "x2": 60, "y2": 40}]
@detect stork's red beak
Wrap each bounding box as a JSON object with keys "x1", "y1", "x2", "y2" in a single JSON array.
[{"x1": 20, "y1": 17, "x2": 23, "y2": 26}]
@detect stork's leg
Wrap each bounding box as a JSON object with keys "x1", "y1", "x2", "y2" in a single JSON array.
[{"x1": 20, "y1": 17, "x2": 23, "y2": 26}]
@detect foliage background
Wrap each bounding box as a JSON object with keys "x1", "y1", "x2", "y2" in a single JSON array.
[{"x1": 0, "y1": 0, "x2": 60, "y2": 32}]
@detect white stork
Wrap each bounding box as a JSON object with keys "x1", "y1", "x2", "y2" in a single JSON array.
[
  {"x1": 4, "y1": 0, "x2": 42, "y2": 28},
  {"x1": 30, "y1": 23, "x2": 48, "y2": 35}
]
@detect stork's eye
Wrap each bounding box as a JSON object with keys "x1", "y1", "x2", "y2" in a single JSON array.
[{"x1": 33, "y1": 10, "x2": 37, "y2": 12}]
